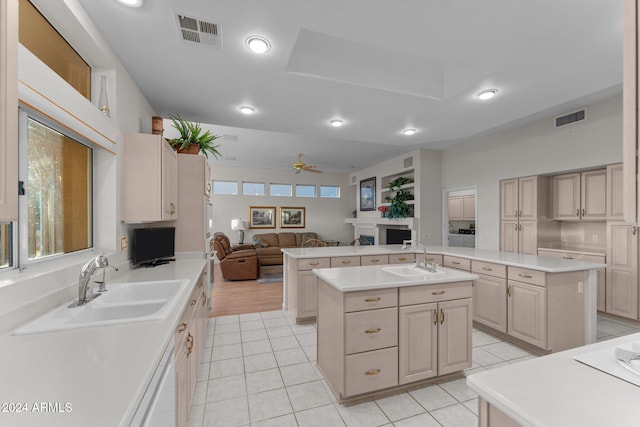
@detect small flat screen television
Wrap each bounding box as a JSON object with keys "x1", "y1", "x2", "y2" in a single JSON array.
[
  {"x1": 132, "y1": 227, "x2": 175, "y2": 267},
  {"x1": 387, "y1": 228, "x2": 411, "y2": 245}
]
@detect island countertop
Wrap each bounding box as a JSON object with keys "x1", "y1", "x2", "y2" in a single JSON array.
[
  {"x1": 467, "y1": 332, "x2": 640, "y2": 427},
  {"x1": 313, "y1": 264, "x2": 478, "y2": 292},
  {"x1": 282, "y1": 245, "x2": 606, "y2": 272}
]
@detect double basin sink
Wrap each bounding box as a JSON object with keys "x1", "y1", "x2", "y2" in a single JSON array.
[{"x1": 13, "y1": 279, "x2": 189, "y2": 335}]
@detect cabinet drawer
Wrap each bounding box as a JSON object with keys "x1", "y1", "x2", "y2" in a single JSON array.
[
  {"x1": 344, "y1": 288, "x2": 398, "y2": 313},
  {"x1": 361, "y1": 255, "x2": 389, "y2": 266},
  {"x1": 399, "y1": 282, "x2": 473, "y2": 306},
  {"x1": 389, "y1": 254, "x2": 415, "y2": 264},
  {"x1": 298, "y1": 257, "x2": 330, "y2": 270},
  {"x1": 443, "y1": 256, "x2": 471, "y2": 271},
  {"x1": 344, "y1": 347, "x2": 398, "y2": 397},
  {"x1": 508, "y1": 266, "x2": 546, "y2": 287},
  {"x1": 345, "y1": 307, "x2": 398, "y2": 354},
  {"x1": 471, "y1": 260, "x2": 506, "y2": 279},
  {"x1": 331, "y1": 256, "x2": 361, "y2": 268}
]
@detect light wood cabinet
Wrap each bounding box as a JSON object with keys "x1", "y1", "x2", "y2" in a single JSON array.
[
  {"x1": 287, "y1": 257, "x2": 330, "y2": 323},
  {"x1": 551, "y1": 170, "x2": 607, "y2": 221},
  {"x1": 607, "y1": 163, "x2": 624, "y2": 219},
  {"x1": 398, "y1": 303, "x2": 437, "y2": 383},
  {"x1": 499, "y1": 176, "x2": 552, "y2": 254},
  {"x1": 606, "y1": 222, "x2": 639, "y2": 319},
  {"x1": 448, "y1": 196, "x2": 463, "y2": 220},
  {"x1": 175, "y1": 154, "x2": 209, "y2": 253},
  {"x1": 507, "y1": 279, "x2": 547, "y2": 349},
  {"x1": 388, "y1": 253, "x2": 414, "y2": 264},
  {"x1": 472, "y1": 261, "x2": 507, "y2": 333},
  {"x1": 463, "y1": 195, "x2": 476, "y2": 220},
  {"x1": 623, "y1": 0, "x2": 639, "y2": 224},
  {"x1": 0, "y1": 0, "x2": 18, "y2": 222},
  {"x1": 121, "y1": 133, "x2": 178, "y2": 222}
]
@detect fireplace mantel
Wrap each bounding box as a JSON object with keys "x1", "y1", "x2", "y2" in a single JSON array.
[{"x1": 345, "y1": 217, "x2": 418, "y2": 244}]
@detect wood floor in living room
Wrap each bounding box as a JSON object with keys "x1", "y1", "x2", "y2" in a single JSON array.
[{"x1": 210, "y1": 263, "x2": 283, "y2": 317}]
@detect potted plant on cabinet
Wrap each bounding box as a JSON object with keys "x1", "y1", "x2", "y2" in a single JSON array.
[
  {"x1": 387, "y1": 176, "x2": 414, "y2": 219},
  {"x1": 168, "y1": 114, "x2": 222, "y2": 159}
]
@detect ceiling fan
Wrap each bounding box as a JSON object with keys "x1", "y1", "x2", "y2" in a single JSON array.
[{"x1": 292, "y1": 153, "x2": 322, "y2": 174}]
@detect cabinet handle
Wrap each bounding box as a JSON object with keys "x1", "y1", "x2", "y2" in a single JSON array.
[
  {"x1": 518, "y1": 210, "x2": 522, "y2": 217},
  {"x1": 433, "y1": 309, "x2": 438, "y2": 325},
  {"x1": 481, "y1": 267, "x2": 493, "y2": 271},
  {"x1": 514, "y1": 209, "x2": 518, "y2": 217},
  {"x1": 518, "y1": 273, "x2": 533, "y2": 278},
  {"x1": 364, "y1": 297, "x2": 381, "y2": 302},
  {"x1": 514, "y1": 223, "x2": 518, "y2": 231},
  {"x1": 398, "y1": 257, "x2": 408, "y2": 261},
  {"x1": 451, "y1": 261, "x2": 460, "y2": 265},
  {"x1": 186, "y1": 333, "x2": 194, "y2": 357},
  {"x1": 432, "y1": 290, "x2": 445, "y2": 296},
  {"x1": 507, "y1": 286, "x2": 512, "y2": 297},
  {"x1": 190, "y1": 299, "x2": 197, "y2": 306},
  {"x1": 341, "y1": 260, "x2": 352, "y2": 264},
  {"x1": 371, "y1": 259, "x2": 380, "y2": 263},
  {"x1": 633, "y1": 226, "x2": 637, "y2": 236},
  {"x1": 310, "y1": 262, "x2": 320, "y2": 266},
  {"x1": 202, "y1": 292, "x2": 207, "y2": 306},
  {"x1": 365, "y1": 369, "x2": 381, "y2": 376},
  {"x1": 581, "y1": 208, "x2": 585, "y2": 217},
  {"x1": 177, "y1": 322, "x2": 187, "y2": 333},
  {"x1": 426, "y1": 257, "x2": 435, "y2": 261},
  {"x1": 576, "y1": 208, "x2": 580, "y2": 217},
  {"x1": 365, "y1": 328, "x2": 381, "y2": 334},
  {"x1": 440, "y1": 309, "x2": 445, "y2": 325},
  {"x1": 170, "y1": 202, "x2": 176, "y2": 215},
  {"x1": 199, "y1": 281, "x2": 204, "y2": 288},
  {"x1": 562, "y1": 256, "x2": 574, "y2": 260}
]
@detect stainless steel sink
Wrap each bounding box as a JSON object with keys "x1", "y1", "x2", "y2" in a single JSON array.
[{"x1": 13, "y1": 279, "x2": 189, "y2": 335}]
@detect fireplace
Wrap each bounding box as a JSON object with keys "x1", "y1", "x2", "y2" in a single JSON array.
[
  {"x1": 359, "y1": 235, "x2": 375, "y2": 245},
  {"x1": 386, "y1": 228, "x2": 411, "y2": 245}
]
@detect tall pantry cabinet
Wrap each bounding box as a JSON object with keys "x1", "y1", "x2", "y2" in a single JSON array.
[{"x1": 174, "y1": 154, "x2": 211, "y2": 253}]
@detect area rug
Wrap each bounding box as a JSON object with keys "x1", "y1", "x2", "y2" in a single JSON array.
[{"x1": 257, "y1": 265, "x2": 283, "y2": 284}]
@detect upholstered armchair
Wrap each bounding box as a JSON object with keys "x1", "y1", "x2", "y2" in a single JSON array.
[{"x1": 213, "y1": 232, "x2": 260, "y2": 280}]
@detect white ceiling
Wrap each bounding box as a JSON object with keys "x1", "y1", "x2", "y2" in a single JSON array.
[{"x1": 76, "y1": 0, "x2": 623, "y2": 173}]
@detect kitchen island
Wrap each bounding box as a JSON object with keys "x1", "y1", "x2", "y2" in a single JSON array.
[
  {"x1": 467, "y1": 331, "x2": 640, "y2": 427},
  {"x1": 314, "y1": 263, "x2": 478, "y2": 402},
  {"x1": 282, "y1": 245, "x2": 606, "y2": 352}
]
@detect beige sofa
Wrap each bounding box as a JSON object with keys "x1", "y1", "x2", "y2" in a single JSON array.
[{"x1": 252, "y1": 232, "x2": 318, "y2": 265}]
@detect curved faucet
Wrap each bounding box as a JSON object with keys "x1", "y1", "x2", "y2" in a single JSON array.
[{"x1": 73, "y1": 255, "x2": 117, "y2": 307}]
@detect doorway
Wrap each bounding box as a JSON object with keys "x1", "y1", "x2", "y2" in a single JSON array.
[{"x1": 443, "y1": 187, "x2": 477, "y2": 248}]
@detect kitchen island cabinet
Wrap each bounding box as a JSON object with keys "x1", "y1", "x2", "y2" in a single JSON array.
[{"x1": 315, "y1": 264, "x2": 477, "y2": 402}]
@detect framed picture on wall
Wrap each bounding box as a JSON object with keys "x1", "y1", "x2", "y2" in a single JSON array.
[
  {"x1": 360, "y1": 177, "x2": 376, "y2": 211},
  {"x1": 280, "y1": 207, "x2": 305, "y2": 228},
  {"x1": 248, "y1": 206, "x2": 276, "y2": 229}
]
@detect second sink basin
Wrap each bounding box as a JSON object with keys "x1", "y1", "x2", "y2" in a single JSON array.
[{"x1": 382, "y1": 265, "x2": 445, "y2": 277}]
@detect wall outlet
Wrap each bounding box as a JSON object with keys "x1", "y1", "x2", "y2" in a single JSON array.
[
  {"x1": 592, "y1": 234, "x2": 599, "y2": 242},
  {"x1": 120, "y1": 236, "x2": 128, "y2": 251}
]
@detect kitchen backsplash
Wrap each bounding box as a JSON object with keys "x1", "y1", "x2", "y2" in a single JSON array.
[{"x1": 557, "y1": 221, "x2": 607, "y2": 251}]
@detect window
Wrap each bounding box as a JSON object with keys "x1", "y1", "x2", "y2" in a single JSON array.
[
  {"x1": 270, "y1": 184, "x2": 292, "y2": 197},
  {"x1": 18, "y1": 0, "x2": 91, "y2": 99},
  {"x1": 213, "y1": 180, "x2": 238, "y2": 195},
  {"x1": 320, "y1": 185, "x2": 340, "y2": 198},
  {"x1": 243, "y1": 182, "x2": 265, "y2": 196},
  {"x1": 25, "y1": 117, "x2": 93, "y2": 260},
  {"x1": 295, "y1": 184, "x2": 316, "y2": 197}
]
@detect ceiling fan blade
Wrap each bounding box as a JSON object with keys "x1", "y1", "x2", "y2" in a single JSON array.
[{"x1": 305, "y1": 168, "x2": 322, "y2": 173}]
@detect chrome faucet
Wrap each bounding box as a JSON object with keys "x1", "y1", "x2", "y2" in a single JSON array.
[
  {"x1": 401, "y1": 239, "x2": 414, "y2": 250},
  {"x1": 71, "y1": 255, "x2": 118, "y2": 307},
  {"x1": 414, "y1": 241, "x2": 438, "y2": 273}
]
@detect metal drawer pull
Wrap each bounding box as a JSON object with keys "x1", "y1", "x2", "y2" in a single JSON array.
[
  {"x1": 427, "y1": 257, "x2": 434, "y2": 261},
  {"x1": 440, "y1": 309, "x2": 445, "y2": 325},
  {"x1": 364, "y1": 297, "x2": 381, "y2": 302},
  {"x1": 398, "y1": 257, "x2": 408, "y2": 261},
  {"x1": 514, "y1": 209, "x2": 518, "y2": 217},
  {"x1": 186, "y1": 333, "x2": 194, "y2": 357},
  {"x1": 519, "y1": 210, "x2": 522, "y2": 217},
  {"x1": 633, "y1": 226, "x2": 637, "y2": 236},
  {"x1": 507, "y1": 285, "x2": 512, "y2": 297},
  {"x1": 365, "y1": 328, "x2": 381, "y2": 334},
  {"x1": 371, "y1": 259, "x2": 380, "y2": 263},
  {"x1": 190, "y1": 299, "x2": 197, "y2": 306},
  {"x1": 365, "y1": 369, "x2": 381, "y2": 376},
  {"x1": 576, "y1": 209, "x2": 580, "y2": 217},
  {"x1": 481, "y1": 267, "x2": 493, "y2": 271},
  {"x1": 562, "y1": 256, "x2": 574, "y2": 260},
  {"x1": 310, "y1": 262, "x2": 320, "y2": 266},
  {"x1": 177, "y1": 322, "x2": 187, "y2": 333},
  {"x1": 432, "y1": 290, "x2": 445, "y2": 296},
  {"x1": 518, "y1": 274, "x2": 533, "y2": 278},
  {"x1": 451, "y1": 261, "x2": 461, "y2": 265},
  {"x1": 581, "y1": 208, "x2": 585, "y2": 216},
  {"x1": 342, "y1": 260, "x2": 352, "y2": 264},
  {"x1": 433, "y1": 309, "x2": 438, "y2": 325}
]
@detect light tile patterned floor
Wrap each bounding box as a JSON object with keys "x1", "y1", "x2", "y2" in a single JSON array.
[{"x1": 187, "y1": 312, "x2": 640, "y2": 427}]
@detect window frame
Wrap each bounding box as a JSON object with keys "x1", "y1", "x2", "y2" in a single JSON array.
[
  {"x1": 213, "y1": 180, "x2": 238, "y2": 195},
  {"x1": 320, "y1": 185, "x2": 341, "y2": 198},
  {"x1": 269, "y1": 183, "x2": 292, "y2": 197},
  {"x1": 295, "y1": 184, "x2": 317, "y2": 198},
  {"x1": 242, "y1": 182, "x2": 266, "y2": 196}
]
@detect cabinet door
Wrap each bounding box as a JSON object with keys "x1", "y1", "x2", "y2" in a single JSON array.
[
  {"x1": 473, "y1": 274, "x2": 507, "y2": 333},
  {"x1": 462, "y1": 195, "x2": 476, "y2": 220},
  {"x1": 399, "y1": 303, "x2": 437, "y2": 384},
  {"x1": 518, "y1": 176, "x2": 539, "y2": 220},
  {"x1": 161, "y1": 141, "x2": 178, "y2": 220},
  {"x1": 581, "y1": 169, "x2": 607, "y2": 220},
  {"x1": 500, "y1": 179, "x2": 519, "y2": 221},
  {"x1": 448, "y1": 196, "x2": 463, "y2": 220},
  {"x1": 551, "y1": 173, "x2": 581, "y2": 220},
  {"x1": 500, "y1": 221, "x2": 519, "y2": 253},
  {"x1": 507, "y1": 280, "x2": 547, "y2": 349},
  {"x1": 607, "y1": 163, "x2": 624, "y2": 219},
  {"x1": 438, "y1": 298, "x2": 473, "y2": 375},
  {"x1": 606, "y1": 222, "x2": 638, "y2": 319},
  {"x1": 175, "y1": 334, "x2": 189, "y2": 427},
  {"x1": 298, "y1": 271, "x2": 318, "y2": 318},
  {"x1": 518, "y1": 221, "x2": 538, "y2": 255},
  {"x1": 204, "y1": 160, "x2": 211, "y2": 199}
]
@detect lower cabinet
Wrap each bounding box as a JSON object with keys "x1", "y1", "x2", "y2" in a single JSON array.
[
  {"x1": 473, "y1": 274, "x2": 507, "y2": 333},
  {"x1": 175, "y1": 270, "x2": 208, "y2": 427},
  {"x1": 507, "y1": 279, "x2": 547, "y2": 349},
  {"x1": 606, "y1": 222, "x2": 638, "y2": 320},
  {"x1": 317, "y1": 279, "x2": 472, "y2": 401}
]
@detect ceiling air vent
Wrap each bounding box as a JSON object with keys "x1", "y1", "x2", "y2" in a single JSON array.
[
  {"x1": 403, "y1": 156, "x2": 413, "y2": 168},
  {"x1": 175, "y1": 14, "x2": 221, "y2": 48},
  {"x1": 555, "y1": 109, "x2": 586, "y2": 128}
]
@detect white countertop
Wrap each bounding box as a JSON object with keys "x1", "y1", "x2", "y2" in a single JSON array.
[
  {"x1": 282, "y1": 245, "x2": 606, "y2": 273},
  {"x1": 0, "y1": 258, "x2": 206, "y2": 427},
  {"x1": 537, "y1": 246, "x2": 607, "y2": 257},
  {"x1": 313, "y1": 264, "x2": 478, "y2": 292},
  {"x1": 467, "y1": 332, "x2": 640, "y2": 427}
]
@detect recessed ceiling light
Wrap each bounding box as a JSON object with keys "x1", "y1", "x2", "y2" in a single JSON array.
[
  {"x1": 477, "y1": 89, "x2": 498, "y2": 100},
  {"x1": 239, "y1": 106, "x2": 254, "y2": 115},
  {"x1": 402, "y1": 128, "x2": 416, "y2": 136},
  {"x1": 115, "y1": 0, "x2": 144, "y2": 7},
  {"x1": 245, "y1": 36, "x2": 271, "y2": 54},
  {"x1": 329, "y1": 119, "x2": 344, "y2": 127}
]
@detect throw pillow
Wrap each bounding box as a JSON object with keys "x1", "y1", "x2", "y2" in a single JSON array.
[{"x1": 253, "y1": 236, "x2": 270, "y2": 248}]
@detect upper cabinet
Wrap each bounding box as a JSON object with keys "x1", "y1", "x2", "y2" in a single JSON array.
[
  {"x1": 623, "y1": 0, "x2": 638, "y2": 224},
  {"x1": 121, "y1": 133, "x2": 178, "y2": 222},
  {"x1": 551, "y1": 169, "x2": 606, "y2": 221},
  {"x1": 607, "y1": 163, "x2": 624, "y2": 220},
  {"x1": 448, "y1": 195, "x2": 475, "y2": 221}
]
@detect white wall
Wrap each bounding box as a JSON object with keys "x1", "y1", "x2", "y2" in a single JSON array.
[
  {"x1": 441, "y1": 95, "x2": 623, "y2": 250},
  {"x1": 211, "y1": 166, "x2": 355, "y2": 244}
]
